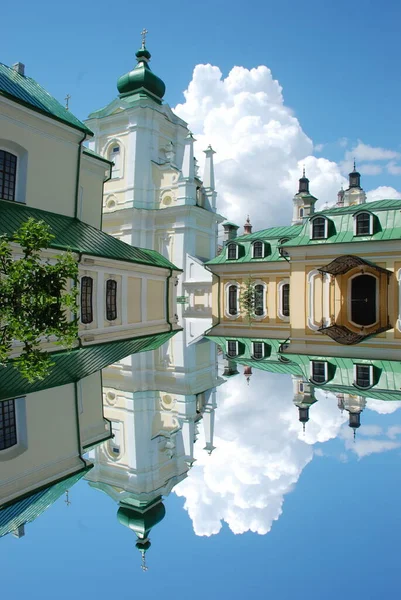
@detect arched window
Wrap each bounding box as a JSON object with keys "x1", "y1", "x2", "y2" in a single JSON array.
[
  {"x1": 252, "y1": 341, "x2": 265, "y2": 359},
  {"x1": 81, "y1": 276, "x2": 93, "y2": 324},
  {"x1": 310, "y1": 361, "x2": 328, "y2": 384},
  {"x1": 254, "y1": 284, "x2": 265, "y2": 316},
  {"x1": 252, "y1": 241, "x2": 264, "y2": 259},
  {"x1": 227, "y1": 340, "x2": 239, "y2": 357},
  {"x1": 282, "y1": 283, "x2": 290, "y2": 317},
  {"x1": 311, "y1": 217, "x2": 327, "y2": 240},
  {"x1": 350, "y1": 274, "x2": 377, "y2": 326},
  {"x1": 0, "y1": 150, "x2": 17, "y2": 201},
  {"x1": 110, "y1": 145, "x2": 121, "y2": 179},
  {"x1": 354, "y1": 364, "x2": 373, "y2": 388},
  {"x1": 106, "y1": 279, "x2": 117, "y2": 321},
  {"x1": 299, "y1": 207, "x2": 304, "y2": 218},
  {"x1": 228, "y1": 284, "x2": 238, "y2": 315},
  {"x1": 354, "y1": 212, "x2": 373, "y2": 236},
  {"x1": 0, "y1": 399, "x2": 17, "y2": 450},
  {"x1": 227, "y1": 243, "x2": 238, "y2": 260}
]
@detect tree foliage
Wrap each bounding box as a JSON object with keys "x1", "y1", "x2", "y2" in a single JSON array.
[
  {"x1": 239, "y1": 277, "x2": 256, "y2": 324},
  {"x1": 0, "y1": 218, "x2": 79, "y2": 382}
]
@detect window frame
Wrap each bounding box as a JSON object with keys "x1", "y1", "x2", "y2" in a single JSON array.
[
  {"x1": 252, "y1": 241, "x2": 265, "y2": 259},
  {"x1": 226, "y1": 340, "x2": 239, "y2": 358},
  {"x1": 81, "y1": 276, "x2": 94, "y2": 324},
  {"x1": 0, "y1": 399, "x2": 17, "y2": 451},
  {"x1": 310, "y1": 360, "x2": 328, "y2": 384},
  {"x1": 354, "y1": 211, "x2": 373, "y2": 236},
  {"x1": 225, "y1": 282, "x2": 240, "y2": 318},
  {"x1": 277, "y1": 279, "x2": 290, "y2": 321},
  {"x1": 105, "y1": 279, "x2": 118, "y2": 321},
  {"x1": 254, "y1": 282, "x2": 266, "y2": 318},
  {"x1": 252, "y1": 341, "x2": 265, "y2": 360},
  {"x1": 227, "y1": 243, "x2": 239, "y2": 260},
  {"x1": 310, "y1": 216, "x2": 328, "y2": 240},
  {"x1": 0, "y1": 150, "x2": 17, "y2": 202},
  {"x1": 354, "y1": 364, "x2": 374, "y2": 389}
]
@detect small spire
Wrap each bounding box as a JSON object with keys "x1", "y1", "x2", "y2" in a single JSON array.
[
  {"x1": 64, "y1": 490, "x2": 71, "y2": 507},
  {"x1": 244, "y1": 366, "x2": 252, "y2": 384},
  {"x1": 141, "y1": 28, "x2": 148, "y2": 48},
  {"x1": 298, "y1": 167, "x2": 309, "y2": 193},
  {"x1": 243, "y1": 215, "x2": 252, "y2": 235},
  {"x1": 140, "y1": 550, "x2": 148, "y2": 572},
  {"x1": 353, "y1": 158, "x2": 356, "y2": 171},
  {"x1": 302, "y1": 165, "x2": 306, "y2": 178},
  {"x1": 302, "y1": 422, "x2": 306, "y2": 435},
  {"x1": 65, "y1": 94, "x2": 71, "y2": 111}
]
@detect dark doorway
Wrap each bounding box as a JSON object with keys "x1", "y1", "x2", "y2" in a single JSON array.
[{"x1": 351, "y1": 275, "x2": 377, "y2": 326}]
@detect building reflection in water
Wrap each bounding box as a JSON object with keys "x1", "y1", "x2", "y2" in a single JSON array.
[{"x1": 1, "y1": 314, "x2": 401, "y2": 561}]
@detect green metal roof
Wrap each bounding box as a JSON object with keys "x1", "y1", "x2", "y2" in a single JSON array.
[
  {"x1": 207, "y1": 225, "x2": 302, "y2": 266},
  {"x1": 0, "y1": 330, "x2": 177, "y2": 401},
  {"x1": 0, "y1": 466, "x2": 91, "y2": 535},
  {"x1": 207, "y1": 335, "x2": 303, "y2": 376},
  {"x1": 282, "y1": 198, "x2": 401, "y2": 247},
  {"x1": 0, "y1": 62, "x2": 92, "y2": 135},
  {"x1": 0, "y1": 200, "x2": 180, "y2": 271},
  {"x1": 83, "y1": 147, "x2": 113, "y2": 165}
]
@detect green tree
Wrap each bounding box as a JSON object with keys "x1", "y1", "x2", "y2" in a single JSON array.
[
  {"x1": 0, "y1": 218, "x2": 79, "y2": 383},
  {"x1": 239, "y1": 277, "x2": 256, "y2": 324}
]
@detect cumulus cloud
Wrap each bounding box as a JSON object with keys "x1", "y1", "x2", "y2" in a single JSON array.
[
  {"x1": 367, "y1": 398, "x2": 401, "y2": 414},
  {"x1": 174, "y1": 65, "x2": 401, "y2": 227},
  {"x1": 387, "y1": 161, "x2": 401, "y2": 175},
  {"x1": 174, "y1": 371, "x2": 345, "y2": 537}
]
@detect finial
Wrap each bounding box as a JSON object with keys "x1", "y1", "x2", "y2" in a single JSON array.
[
  {"x1": 246, "y1": 215, "x2": 250, "y2": 223},
  {"x1": 353, "y1": 158, "x2": 356, "y2": 171},
  {"x1": 64, "y1": 490, "x2": 71, "y2": 507},
  {"x1": 353, "y1": 429, "x2": 356, "y2": 442},
  {"x1": 140, "y1": 550, "x2": 148, "y2": 572},
  {"x1": 65, "y1": 94, "x2": 71, "y2": 111},
  {"x1": 141, "y1": 28, "x2": 148, "y2": 47},
  {"x1": 302, "y1": 165, "x2": 306, "y2": 178},
  {"x1": 303, "y1": 422, "x2": 306, "y2": 435}
]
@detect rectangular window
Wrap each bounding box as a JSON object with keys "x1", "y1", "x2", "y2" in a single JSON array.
[
  {"x1": 0, "y1": 399, "x2": 17, "y2": 450},
  {"x1": 227, "y1": 340, "x2": 239, "y2": 357},
  {"x1": 355, "y1": 364, "x2": 372, "y2": 388},
  {"x1": 252, "y1": 342, "x2": 264, "y2": 359},
  {"x1": 312, "y1": 218, "x2": 326, "y2": 240},
  {"x1": 254, "y1": 284, "x2": 264, "y2": 316},
  {"x1": 81, "y1": 276, "x2": 93, "y2": 324},
  {"x1": 228, "y1": 285, "x2": 238, "y2": 316},
  {"x1": 227, "y1": 244, "x2": 238, "y2": 260},
  {"x1": 282, "y1": 283, "x2": 290, "y2": 317},
  {"x1": 0, "y1": 151, "x2": 17, "y2": 201},
  {"x1": 311, "y1": 361, "x2": 327, "y2": 384},
  {"x1": 106, "y1": 279, "x2": 117, "y2": 321},
  {"x1": 253, "y1": 242, "x2": 264, "y2": 258},
  {"x1": 355, "y1": 213, "x2": 371, "y2": 235}
]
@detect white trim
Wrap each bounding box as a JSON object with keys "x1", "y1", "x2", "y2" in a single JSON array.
[
  {"x1": 307, "y1": 270, "x2": 331, "y2": 330},
  {"x1": 353, "y1": 363, "x2": 374, "y2": 389},
  {"x1": 224, "y1": 281, "x2": 240, "y2": 319},
  {"x1": 277, "y1": 279, "x2": 290, "y2": 322},
  {"x1": 0, "y1": 141, "x2": 28, "y2": 204},
  {"x1": 103, "y1": 138, "x2": 125, "y2": 180},
  {"x1": 347, "y1": 272, "x2": 379, "y2": 327},
  {"x1": 226, "y1": 340, "x2": 239, "y2": 357},
  {"x1": 252, "y1": 341, "x2": 265, "y2": 359},
  {"x1": 309, "y1": 360, "x2": 328, "y2": 384},
  {"x1": 353, "y1": 211, "x2": 373, "y2": 236},
  {"x1": 310, "y1": 216, "x2": 328, "y2": 240},
  {"x1": 252, "y1": 240, "x2": 265, "y2": 259},
  {"x1": 226, "y1": 242, "x2": 239, "y2": 260}
]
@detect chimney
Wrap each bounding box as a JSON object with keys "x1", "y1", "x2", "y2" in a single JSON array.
[
  {"x1": 12, "y1": 62, "x2": 25, "y2": 76},
  {"x1": 222, "y1": 222, "x2": 239, "y2": 246}
]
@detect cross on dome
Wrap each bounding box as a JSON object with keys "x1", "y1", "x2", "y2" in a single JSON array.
[{"x1": 141, "y1": 28, "x2": 148, "y2": 47}]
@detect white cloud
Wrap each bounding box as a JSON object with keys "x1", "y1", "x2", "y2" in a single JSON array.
[
  {"x1": 387, "y1": 426, "x2": 401, "y2": 440},
  {"x1": 358, "y1": 164, "x2": 383, "y2": 176},
  {"x1": 387, "y1": 161, "x2": 401, "y2": 175},
  {"x1": 174, "y1": 65, "x2": 401, "y2": 227},
  {"x1": 347, "y1": 142, "x2": 401, "y2": 162},
  {"x1": 367, "y1": 399, "x2": 401, "y2": 414},
  {"x1": 366, "y1": 186, "x2": 401, "y2": 202}
]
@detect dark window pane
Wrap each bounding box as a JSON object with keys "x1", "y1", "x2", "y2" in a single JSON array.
[
  {"x1": 0, "y1": 150, "x2": 17, "y2": 201},
  {"x1": 282, "y1": 283, "x2": 290, "y2": 317},
  {"x1": 228, "y1": 285, "x2": 238, "y2": 315},
  {"x1": 312, "y1": 217, "x2": 326, "y2": 239},
  {"x1": 312, "y1": 361, "x2": 326, "y2": 383},
  {"x1": 254, "y1": 284, "x2": 264, "y2": 316},
  {"x1": 355, "y1": 365, "x2": 371, "y2": 388},
  {"x1": 106, "y1": 279, "x2": 117, "y2": 321},
  {"x1": 253, "y1": 241, "x2": 264, "y2": 258},
  {"x1": 252, "y1": 342, "x2": 264, "y2": 359},
  {"x1": 227, "y1": 340, "x2": 238, "y2": 357},
  {"x1": 356, "y1": 213, "x2": 371, "y2": 235},
  {"x1": 0, "y1": 399, "x2": 17, "y2": 451},
  {"x1": 227, "y1": 244, "x2": 237, "y2": 260},
  {"x1": 81, "y1": 276, "x2": 93, "y2": 324}
]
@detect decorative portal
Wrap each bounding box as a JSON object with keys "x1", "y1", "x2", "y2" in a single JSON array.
[
  {"x1": 351, "y1": 274, "x2": 376, "y2": 326},
  {"x1": 318, "y1": 255, "x2": 391, "y2": 277}
]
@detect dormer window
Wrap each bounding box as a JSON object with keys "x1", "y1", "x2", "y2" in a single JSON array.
[
  {"x1": 252, "y1": 241, "x2": 265, "y2": 258},
  {"x1": 227, "y1": 243, "x2": 238, "y2": 260},
  {"x1": 354, "y1": 364, "x2": 373, "y2": 389},
  {"x1": 354, "y1": 212, "x2": 373, "y2": 236},
  {"x1": 252, "y1": 341, "x2": 265, "y2": 359},
  {"x1": 310, "y1": 361, "x2": 328, "y2": 384},
  {"x1": 227, "y1": 340, "x2": 239, "y2": 357},
  {"x1": 311, "y1": 217, "x2": 328, "y2": 240}
]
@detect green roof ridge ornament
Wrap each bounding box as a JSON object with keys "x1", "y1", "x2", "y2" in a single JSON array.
[{"x1": 117, "y1": 29, "x2": 166, "y2": 103}]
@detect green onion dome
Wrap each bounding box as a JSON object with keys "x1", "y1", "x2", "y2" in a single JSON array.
[
  {"x1": 117, "y1": 45, "x2": 166, "y2": 102},
  {"x1": 117, "y1": 501, "x2": 166, "y2": 541}
]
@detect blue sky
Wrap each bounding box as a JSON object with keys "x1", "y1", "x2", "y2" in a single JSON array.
[
  {"x1": 3, "y1": 0, "x2": 401, "y2": 227},
  {"x1": 2, "y1": 367, "x2": 401, "y2": 600}
]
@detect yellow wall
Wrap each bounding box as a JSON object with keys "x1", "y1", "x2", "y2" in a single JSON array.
[
  {"x1": 127, "y1": 277, "x2": 142, "y2": 323},
  {"x1": 147, "y1": 280, "x2": 165, "y2": 321}
]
